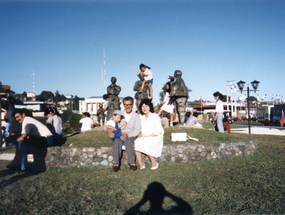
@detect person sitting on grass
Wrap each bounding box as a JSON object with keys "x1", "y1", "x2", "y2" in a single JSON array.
[
  {"x1": 105, "y1": 110, "x2": 128, "y2": 149},
  {"x1": 79, "y1": 112, "x2": 93, "y2": 132},
  {"x1": 44, "y1": 107, "x2": 64, "y2": 146},
  {"x1": 185, "y1": 112, "x2": 202, "y2": 128}
]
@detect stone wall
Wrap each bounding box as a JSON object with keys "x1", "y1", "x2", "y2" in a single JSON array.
[{"x1": 45, "y1": 139, "x2": 258, "y2": 168}]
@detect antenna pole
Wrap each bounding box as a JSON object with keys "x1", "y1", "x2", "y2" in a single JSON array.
[{"x1": 33, "y1": 70, "x2": 35, "y2": 101}]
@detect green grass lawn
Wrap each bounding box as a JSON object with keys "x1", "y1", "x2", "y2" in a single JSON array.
[
  {"x1": 1, "y1": 125, "x2": 284, "y2": 214},
  {"x1": 64, "y1": 124, "x2": 244, "y2": 147}
]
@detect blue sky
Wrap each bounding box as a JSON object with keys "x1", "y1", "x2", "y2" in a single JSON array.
[{"x1": 1, "y1": 0, "x2": 284, "y2": 105}]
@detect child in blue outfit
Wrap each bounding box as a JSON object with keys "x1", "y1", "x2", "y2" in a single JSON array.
[{"x1": 105, "y1": 110, "x2": 127, "y2": 149}]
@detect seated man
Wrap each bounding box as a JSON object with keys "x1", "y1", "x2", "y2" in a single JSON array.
[
  {"x1": 6, "y1": 109, "x2": 53, "y2": 173},
  {"x1": 105, "y1": 96, "x2": 141, "y2": 172},
  {"x1": 185, "y1": 112, "x2": 202, "y2": 128}
]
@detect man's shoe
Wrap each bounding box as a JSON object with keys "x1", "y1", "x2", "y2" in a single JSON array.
[
  {"x1": 14, "y1": 169, "x2": 26, "y2": 174},
  {"x1": 129, "y1": 164, "x2": 137, "y2": 172},
  {"x1": 111, "y1": 165, "x2": 120, "y2": 172},
  {"x1": 6, "y1": 162, "x2": 18, "y2": 170}
]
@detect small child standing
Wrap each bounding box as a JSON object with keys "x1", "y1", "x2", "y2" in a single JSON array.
[
  {"x1": 105, "y1": 110, "x2": 127, "y2": 148},
  {"x1": 137, "y1": 64, "x2": 153, "y2": 99},
  {"x1": 103, "y1": 94, "x2": 109, "y2": 112}
]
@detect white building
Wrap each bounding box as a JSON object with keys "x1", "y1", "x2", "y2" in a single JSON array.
[
  {"x1": 27, "y1": 92, "x2": 35, "y2": 98},
  {"x1": 79, "y1": 96, "x2": 137, "y2": 116},
  {"x1": 65, "y1": 95, "x2": 73, "y2": 99}
]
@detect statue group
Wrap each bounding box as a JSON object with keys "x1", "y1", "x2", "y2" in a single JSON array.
[{"x1": 103, "y1": 70, "x2": 188, "y2": 125}]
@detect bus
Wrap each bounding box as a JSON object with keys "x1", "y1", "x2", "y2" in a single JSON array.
[
  {"x1": 272, "y1": 104, "x2": 285, "y2": 125},
  {"x1": 257, "y1": 105, "x2": 273, "y2": 125}
]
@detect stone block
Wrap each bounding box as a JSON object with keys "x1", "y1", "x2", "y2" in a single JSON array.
[
  {"x1": 82, "y1": 153, "x2": 88, "y2": 159},
  {"x1": 200, "y1": 151, "x2": 207, "y2": 157},
  {"x1": 101, "y1": 147, "x2": 109, "y2": 153},
  {"x1": 45, "y1": 139, "x2": 258, "y2": 168},
  {"x1": 101, "y1": 159, "x2": 108, "y2": 166},
  {"x1": 161, "y1": 117, "x2": 169, "y2": 128}
]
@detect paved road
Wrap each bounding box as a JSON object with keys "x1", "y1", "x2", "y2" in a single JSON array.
[{"x1": 231, "y1": 126, "x2": 285, "y2": 136}]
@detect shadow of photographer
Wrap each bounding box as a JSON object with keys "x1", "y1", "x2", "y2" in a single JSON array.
[{"x1": 124, "y1": 181, "x2": 193, "y2": 214}]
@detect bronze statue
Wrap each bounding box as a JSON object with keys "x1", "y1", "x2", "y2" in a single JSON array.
[
  {"x1": 133, "y1": 74, "x2": 149, "y2": 110},
  {"x1": 97, "y1": 103, "x2": 105, "y2": 126},
  {"x1": 169, "y1": 70, "x2": 188, "y2": 124},
  {"x1": 107, "y1": 77, "x2": 121, "y2": 120}
]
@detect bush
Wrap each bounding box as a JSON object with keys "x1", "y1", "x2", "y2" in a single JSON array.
[
  {"x1": 62, "y1": 110, "x2": 72, "y2": 123},
  {"x1": 70, "y1": 113, "x2": 82, "y2": 129},
  {"x1": 62, "y1": 110, "x2": 82, "y2": 131}
]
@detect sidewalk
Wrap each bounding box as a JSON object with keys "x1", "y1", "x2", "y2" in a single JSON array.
[
  {"x1": 0, "y1": 153, "x2": 15, "y2": 160},
  {"x1": 231, "y1": 127, "x2": 285, "y2": 136}
]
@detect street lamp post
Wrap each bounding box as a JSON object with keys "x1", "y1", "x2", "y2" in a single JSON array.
[{"x1": 237, "y1": 80, "x2": 260, "y2": 134}]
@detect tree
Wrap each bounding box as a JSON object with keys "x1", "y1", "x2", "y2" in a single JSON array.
[
  {"x1": 22, "y1": 91, "x2": 27, "y2": 98},
  {"x1": 53, "y1": 91, "x2": 66, "y2": 106},
  {"x1": 36, "y1": 91, "x2": 54, "y2": 101},
  {"x1": 248, "y1": 96, "x2": 258, "y2": 104},
  {"x1": 73, "y1": 95, "x2": 84, "y2": 111}
]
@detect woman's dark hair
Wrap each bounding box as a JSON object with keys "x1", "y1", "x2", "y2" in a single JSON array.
[
  {"x1": 139, "y1": 64, "x2": 151, "y2": 70},
  {"x1": 165, "y1": 82, "x2": 171, "y2": 93},
  {"x1": 139, "y1": 99, "x2": 154, "y2": 115},
  {"x1": 53, "y1": 107, "x2": 61, "y2": 116},
  {"x1": 44, "y1": 107, "x2": 54, "y2": 117},
  {"x1": 213, "y1": 91, "x2": 223, "y2": 100}
]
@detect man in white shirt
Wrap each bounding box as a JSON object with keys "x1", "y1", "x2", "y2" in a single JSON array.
[{"x1": 7, "y1": 109, "x2": 53, "y2": 173}]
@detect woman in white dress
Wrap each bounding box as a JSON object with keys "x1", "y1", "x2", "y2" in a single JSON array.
[
  {"x1": 157, "y1": 82, "x2": 174, "y2": 126},
  {"x1": 134, "y1": 99, "x2": 164, "y2": 170}
]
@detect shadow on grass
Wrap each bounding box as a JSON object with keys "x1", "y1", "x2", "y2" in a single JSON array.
[
  {"x1": 0, "y1": 144, "x2": 16, "y2": 153},
  {"x1": 0, "y1": 169, "x2": 40, "y2": 189},
  {"x1": 65, "y1": 132, "x2": 81, "y2": 138},
  {"x1": 124, "y1": 181, "x2": 193, "y2": 214}
]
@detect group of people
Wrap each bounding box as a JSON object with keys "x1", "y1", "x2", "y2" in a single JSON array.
[
  {"x1": 105, "y1": 97, "x2": 164, "y2": 172},
  {"x1": 6, "y1": 63, "x2": 230, "y2": 173},
  {"x1": 104, "y1": 91, "x2": 229, "y2": 172}
]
